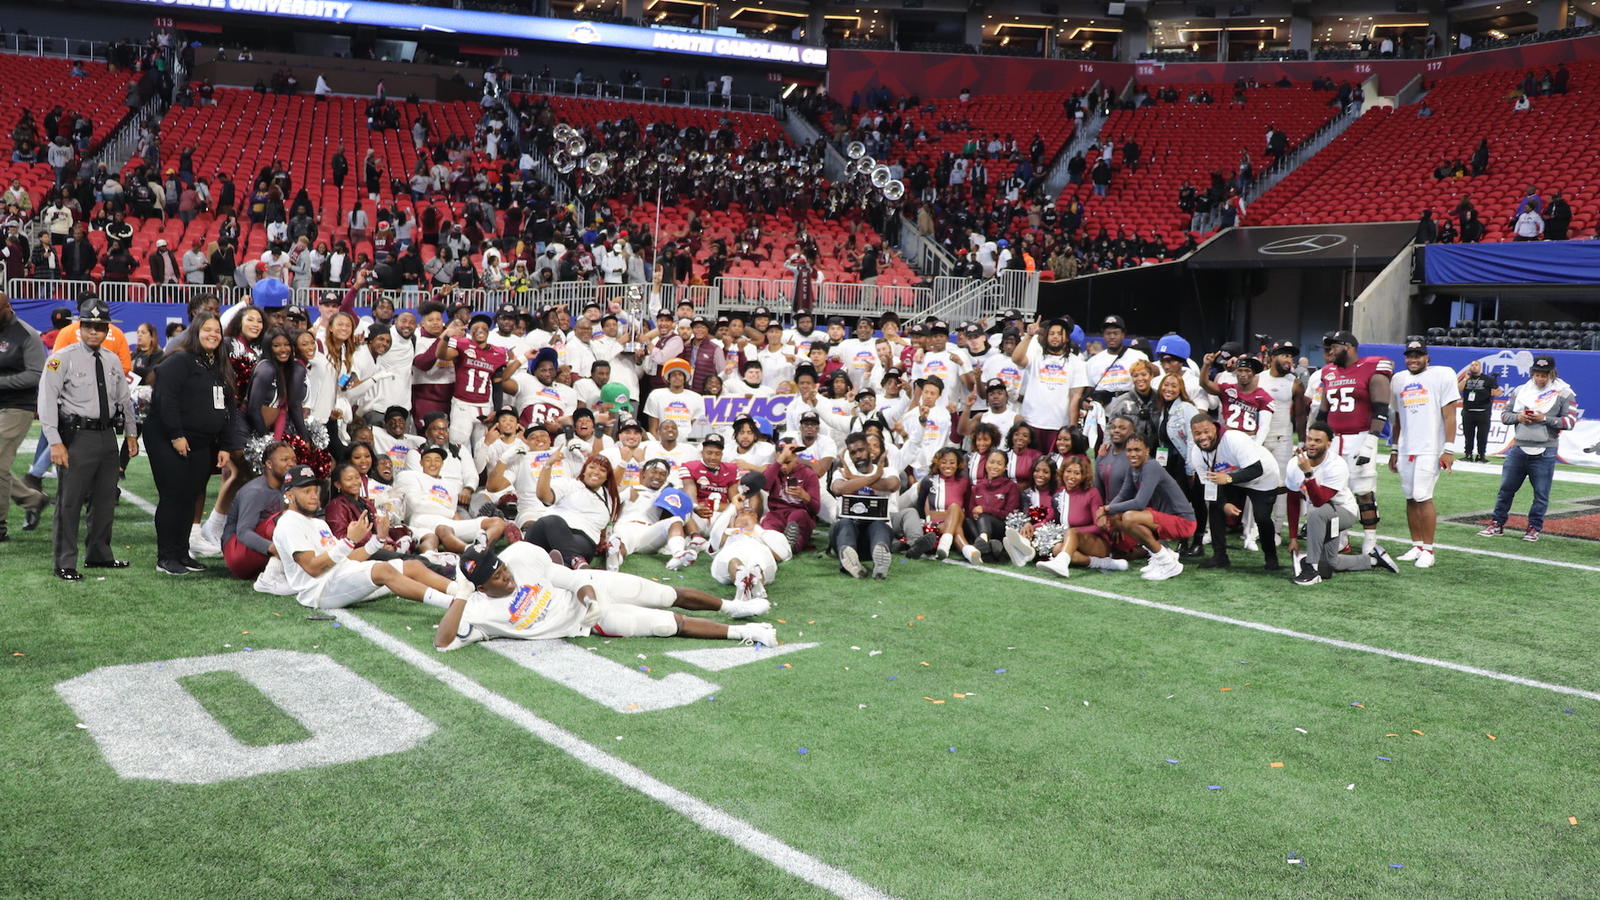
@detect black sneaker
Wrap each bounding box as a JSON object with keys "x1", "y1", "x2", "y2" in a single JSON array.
[
  {"x1": 1292, "y1": 561, "x2": 1322, "y2": 586},
  {"x1": 180, "y1": 555, "x2": 206, "y2": 572},
  {"x1": 906, "y1": 534, "x2": 935, "y2": 560},
  {"x1": 1370, "y1": 547, "x2": 1400, "y2": 574},
  {"x1": 156, "y1": 559, "x2": 191, "y2": 576},
  {"x1": 783, "y1": 520, "x2": 801, "y2": 549},
  {"x1": 1179, "y1": 541, "x2": 1207, "y2": 559},
  {"x1": 1199, "y1": 556, "x2": 1231, "y2": 569}
]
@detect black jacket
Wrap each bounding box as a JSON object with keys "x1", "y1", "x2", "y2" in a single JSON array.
[{"x1": 148, "y1": 349, "x2": 236, "y2": 446}]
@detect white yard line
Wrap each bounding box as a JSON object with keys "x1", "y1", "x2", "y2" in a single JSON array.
[
  {"x1": 949, "y1": 562, "x2": 1600, "y2": 703},
  {"x1": 1453, "y1": 460, "x2": 1600, "y2": 484},
  {"x1": 334, "y1": 609, "x2": 898, "y2": 900},
  {"x1": 1377, "y1": 534, "x2": 1600, "y2": 572}
]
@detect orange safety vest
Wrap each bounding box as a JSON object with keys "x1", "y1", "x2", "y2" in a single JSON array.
[{"x1": 1022, "y1": 252, "x2": 1036, "y2": 272}]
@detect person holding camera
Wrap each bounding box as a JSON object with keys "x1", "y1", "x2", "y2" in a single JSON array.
[{"x1": 37, "y1": 298, "x2": 140, "y2": 580}]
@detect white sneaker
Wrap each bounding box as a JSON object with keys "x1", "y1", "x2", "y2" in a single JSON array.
[
  {"x1": 1002, "y1": 527, "x2": 1035, "y2": 567},
  {"x1": 752, "y1": 573, "x2": 768, "y2": 600},
  {"x1": 1090, "y1": 557, "x2": 1131, "y2": 572},
  {"x1": 1036, "y1": 554, "x2": 1072, "y2": 578},
  {"x1": 665, "y1": 548, "x2": 697, "y2": 571},
  {"x1": 961, "y1": 544, "x2": 982, "y2": 565},
  {"x1": 1396, "y1": 545, "x2": 1422, "y2": 562},
  {"x1": 1243, "y1": 536, "x2": 1260, "y2": 553},
  {"x1": 605, "y1": 542, "x2": 625, "y2": 572},
  {"x1": 839, "y1": 546, "x2": 867, "y2": 578},
  {"x1": 189, "y1": 526, "x2": 222, "y2": 558},
  {"x1": 934, "y1": 534, "x2": 952, "y2": 560},
  {"x1": 722, "y1": 597, "x2": 771, "y2": 619},
  {"x1": 734, "y1": 622, "x2": 777, "y2": 647},
  {"x1": 1141, "y1": 558, "x2": 1183, "y2": 581},
  {"x1": 687, "y1": 534, "x2": 710, "y2": 551},
  {"x1": 1414, "y1": 549, "x2": 1436, "y2": 569}
]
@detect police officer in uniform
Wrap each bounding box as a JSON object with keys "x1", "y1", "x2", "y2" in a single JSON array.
[{"x1": 38, "y1": 298, "x2": 139, "y2": 580}]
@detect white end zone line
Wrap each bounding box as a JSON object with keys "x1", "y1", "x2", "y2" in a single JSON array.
[
  {"x1": 333, "y1": 609, "x2": 898, "y2": 900},
  {"x1": 946, "y1": 562, "x2": 1600, "y2": 703}
]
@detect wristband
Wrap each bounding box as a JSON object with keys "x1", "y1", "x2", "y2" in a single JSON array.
[
  {"x1": 328, "y1": 538, "x2": 354, "y2": 564},
  {"x1": 363, "y1": 535, "x2": 381, "y2": 555},
  {"x1": 1443, "y1": 442, "x2": 1463, "y2": 456}
]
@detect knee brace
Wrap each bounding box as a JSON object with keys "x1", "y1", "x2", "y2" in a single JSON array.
[{"x1": 1357, "y1": 499, "x2": 1379, "y2": 528}]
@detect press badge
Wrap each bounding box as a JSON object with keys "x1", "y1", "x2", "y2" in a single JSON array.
[
  {"x1": 1155, "y1": 448, "x2": 1169, "y2": 466},
  {"x1": 213, "y1": 385, "x2": 226, "y2": 409},
  {"x1": 1203, "y1": 480, "x2": 1218, "y2": 502}
]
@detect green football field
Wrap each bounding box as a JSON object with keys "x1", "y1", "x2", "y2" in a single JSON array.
[{"x1": 4, "y1": 435, "x2": 1599, "y2": 899}]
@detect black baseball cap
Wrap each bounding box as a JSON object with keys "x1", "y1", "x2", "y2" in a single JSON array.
[
  {"x1": 419, "y1": 444, "x2": 449, "y2": 461},
  {"x1": 702, "y1": 432, "x2": 726, "y2": 447},
  {"x1": 459, "y1": 544, "x2": 500, "y2": 587},
  {"x1": 496, "y1": 304, "x2": 519, "y2": 319},
  {"x1": 1233, "y1": 356, "x2": 1265, "y2": 372},
  {"x1": 963, "y1": 323, "x2": 984, "y2": 336},
  {"x1": 929, "y1": 320, "x2": 950, "y2": 334},
  {"x1": 1531, "y1": 353, "x2": 1556, "y2": 371},
  {"x1": 882, "y1": 367, "x2": 904, "y2": 380},
  {"x1": 1403, "y1": 337, "x2": 1429, "y2": 355},
  {"x1": 494, "y1": 406, "x2": 520, "y2": 421},
  {"x1": 1323, "y1": 329, "x2": 1359, "y2": 348},
  {"x1": 619, "y1": 417, "x2": 644, "y2": 432},
  {"x1": 985, "y1": 378, "x2": 1008, "y2": 393},
  {"x1": 383, "y1": 405, "x2": 409, "y2": 420},
  {"x1": 827, "y1": 315, "x2": 847, "y2": 326},
  {"x1": 855, "y1": 388, "x2": 875, "y2": 400},
  {"x1": 752, "y1": 306, "x2": 773, "y2": 318},
  {"x1": 285, "y1": 305, "x2": 308, "y2": 320},
  {"x1": 1102, "y1": 315, "x2": 1127, "y2": 331},
  {"x1": 799, "y1": 411, "x2": 821, "y2": 424},
  {"x1": 1269, "y1": 339, "x2": 1298, "y2": 356},
  {"x1": 282, "y1": 465, "x2": 320, "y2": 490},
  {"x1": 917, "y1": 374, "x2": 945, "y2": 392},
  {"x1": 908, "y1": 323, "x2": 927, "y2": 336},
  {"x1": 691, "y1": 316, "x2": 709, "y2": 327}
]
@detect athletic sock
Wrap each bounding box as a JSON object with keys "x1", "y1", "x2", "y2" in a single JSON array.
[
  {"x1": 422, "y1": 588, "x2": 454, "y2": 609},
  {"x1": 1362, "y1": 528, "x2": 1378, "y2": 555},
  {"x1": 936, "y1": 533, "x2": 953, "y2": 555},
  {"x1": 1421, "y1": 543, "x2": 1434, "y2": 552},
  {"x1": 203, "y1": 510, "x2": 228, "y2": 542},
  {"x1": 666, "y1": 534, "x2": 686, "y2": 555},
  {"x1": 1087, "y1": 556, "x2": 1107, "y2": 570}
]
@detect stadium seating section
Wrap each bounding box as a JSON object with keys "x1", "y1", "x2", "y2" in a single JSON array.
[
  {"x1": 92, "y1": 87, "x2": 916, "y2": 286},
  {"x1": 2, "y1": 57, "x2": 134, "y2": 206},
  {"x1": 1057, "y1": 84, "x2": 1343, "y2": 247},
  {"x1": 1429, "y1": 318, "x2": 1600, "y2": 352},
  {"x1": 1252, "y1": 62, "x2": 1600, "y2": 238}
]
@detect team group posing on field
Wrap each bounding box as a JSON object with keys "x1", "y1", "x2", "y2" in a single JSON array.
[{"x1": 53, "y1": 279, "x2": 1567, "y2": 650}]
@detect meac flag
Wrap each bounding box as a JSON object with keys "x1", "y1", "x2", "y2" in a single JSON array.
[{"x1": 653, "y1": 488, "x2": 693, "y2": 520}]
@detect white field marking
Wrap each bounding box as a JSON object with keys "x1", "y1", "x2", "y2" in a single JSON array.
[
  {"x1": 665, "y1": 641, "x2": 821, "y2": 671},
  {"x1": 122, "y1": 489, "x2": 157, "y2": 515},
  {"x1": 333, "y1": 610, "x2": 897, "y2": 900},
  {"x1": 1452, "y1": 460, "x2": 1600, "y2": 485},
  {"x1": 945, "y1": 562, "x2": 1600, "y2": 703},
  {"x1": 1377, "y1": 534, "x2": 1600, "y2": 573}
]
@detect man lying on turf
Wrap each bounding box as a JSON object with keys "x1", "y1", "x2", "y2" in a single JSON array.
[{"x1": 433, "y1": 542, "x2": 776, "y2": 651}]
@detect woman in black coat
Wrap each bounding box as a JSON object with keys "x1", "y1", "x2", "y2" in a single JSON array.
[{"x1": 145, "y1": 312, "x2": 238, "y2": 575}]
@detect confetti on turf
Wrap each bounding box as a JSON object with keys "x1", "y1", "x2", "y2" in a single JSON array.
[
  {"x1": 1563, "y1": 708, "x2": 1575, "y2": 714},
  {"x1": 706, "y1": 696, "x2": 716, "y2": 702},
  {"x1": 1220, "y1": 687, "x2": 1232, "y2": 692},
  {"x1": 1486, "y1": 734, "x2": 1497, "y2": 740},
  {"x1": 1569, "y1": 816, "x2": 1580, "y2": 826},
  {"x1": 1350, "y1": 702, "x2": 1364, "y2": 708},
  {"x1": 850, "y1": 646, "x2": 861, "y2": 651},
  {"x1": 1377, "y1": 756, "x2": 1393, "y2": 761},
  {"x1": 10, "y1": 652, "x2": 22, "y2": 657},
  {"x1": 797, "y1": 748, "x2": 808, "y2": 754},
  {"x1": 1390, "y1": 864, "x2": 1404, "y2": 869},
  {"x1": 916, "y1": 615, "x2": 926, "y2": 621},
  {"x1": 953, "y1": 693, "x2": 967, "y2": 699},
  {"x1": 1165, "y1": 759, "x2": 1180, "y2": 764},
  {"x1": 1207, "y1": 785, "x2": 1222, "y2": 791},
  {"x1": 807, "y1": 620, "x2": 815, "y2": 624},
  {"x1": 638, "y1": 666, "x2": 651, "y2": 673},
  {"x1": 1347, "y1": 784, "x2": 1355, "y2": 790},
  {"x1": 1412, "y1": 729, "x2": 1425, "y2": 736},
  {"x1": 75, "y1": 723, "x2": 87, "y2": 729},
  {"x1": 1270, "y1": 762, "x2": 1285, "y2": 768},
  {"x1": 243, "y1": 647, "x2": 253, "y2": 652},
  {"x1": 241, "y1": 631, "x2": 250, "y2": 635},
  {"x1": 887, "y1": 676, "x2": 897, "y2": 681},
  {"x1": 776, "y1": 619, "x2": 787, "y2": 624},
  {"x1": 1083, "y1": 700, "x2": 1090, "y2": 706},
  {"x1": 331, "y1": 622, "x2": 341, "y2": 628},
  {"x1": 858, "y1": 704, "x2": 866, "y2": 709},
  {"x1": 869, "y1": 650, "x2": 883, "y2": 656},
  {"x1": 1295, "y1": 727, "x2": 1308, "y2": 734},
  {"x1": 948, "y1": 747, "x2": 957, "y2": 753},
  {"x1": 995, "y1": 669, "x2": 1007, "y2": 674},
  {"x1": 907, "y1": 622, "x2": 915, "y2": 627},
  {"x1": 615, "y1": 736, "x2": 623, "y2": 741},
  {"x1": 870, "y1": 614, "x2": 878, "y2": 618},
  {"x1": 1386, "y1": 733, "x2": 1400, "y2": 737},
  {"x1": 1166, "y1": 694, "x2": 1175, "y2": 699},
  {"x1": 636, "y1": 653, "x2": 647, "y2": 659},
  {"x1": 777, "y1": 663, "x2": 792, "y2": 669},
  {"x1": 919, "y1": 661, "x2": 930, "y2": 667},
  {"x1": 223, "y1": 644, "x2": 232, "y2": 648}
]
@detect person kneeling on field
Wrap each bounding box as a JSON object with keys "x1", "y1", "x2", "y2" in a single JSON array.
[
  {"x1": 257, "y1": 465, "x2": 470, "y2": 610},
  {"x1": 1287, "y1": 423, "x2": 1400, "y2": 585},
  {"x1": 435, "y1": 542, "x2": 775, "y2": 651},
  {"x1": 1098, "y1": 435, "x2": 1197, "y2": 582}
]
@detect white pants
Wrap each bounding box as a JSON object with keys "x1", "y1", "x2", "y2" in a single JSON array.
[
  {"x1": 449, "y1": 397, "x2": 491, "y2": 448},
  {"x1": 411, "y1": 514, "x2": 495, "y2": 542},
  {"x1": 1335, "y1": 434, "x2": 1379, "y2": 495},
  {"x1": 302, "y1": 559, "x2": 401, "y2": 609},
  {"x1": 1398, "y1": 452, "x2": 1442, "y2": 502},
  {"x1": 711, "y1": 535, "x2": 778, "y2": 585},
  {"x1": 613, "y1": 518, "x2": 675, "y2": 556},
  {"x1": 1263, "y1": 433, "x2": 1295, "y2": 528},
  {"x1": 580, "y1": 570, "x2": 679, "y2": 637}
]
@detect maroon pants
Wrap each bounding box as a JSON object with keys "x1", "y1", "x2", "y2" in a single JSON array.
[
  {"x1": 223, "y1": 536, "x2": 269, "y2": 580},
  {"x1": 761, "y1": 507, "x2": 816, "y2": 551},
  {"x1": 411, "y1": 384, "x2": 452, "y2": 432}
]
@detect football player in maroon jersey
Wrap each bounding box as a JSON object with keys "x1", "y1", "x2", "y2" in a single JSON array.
[{"x1": 1314, "y1": 330, "x2": 1393, "y2": 555}]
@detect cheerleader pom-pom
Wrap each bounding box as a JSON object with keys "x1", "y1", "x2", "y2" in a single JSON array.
[
  {"x1": 243, "y1": 433, "x2": 275, "y2": 474},
  {"x1": 306, "y1": 420, "x2": 331, "y2": 450}
]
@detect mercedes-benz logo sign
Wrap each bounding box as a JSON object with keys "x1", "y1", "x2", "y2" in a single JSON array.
[{"x1": 1258, "y1": 234, "x2": 1348, "y2": 255}]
